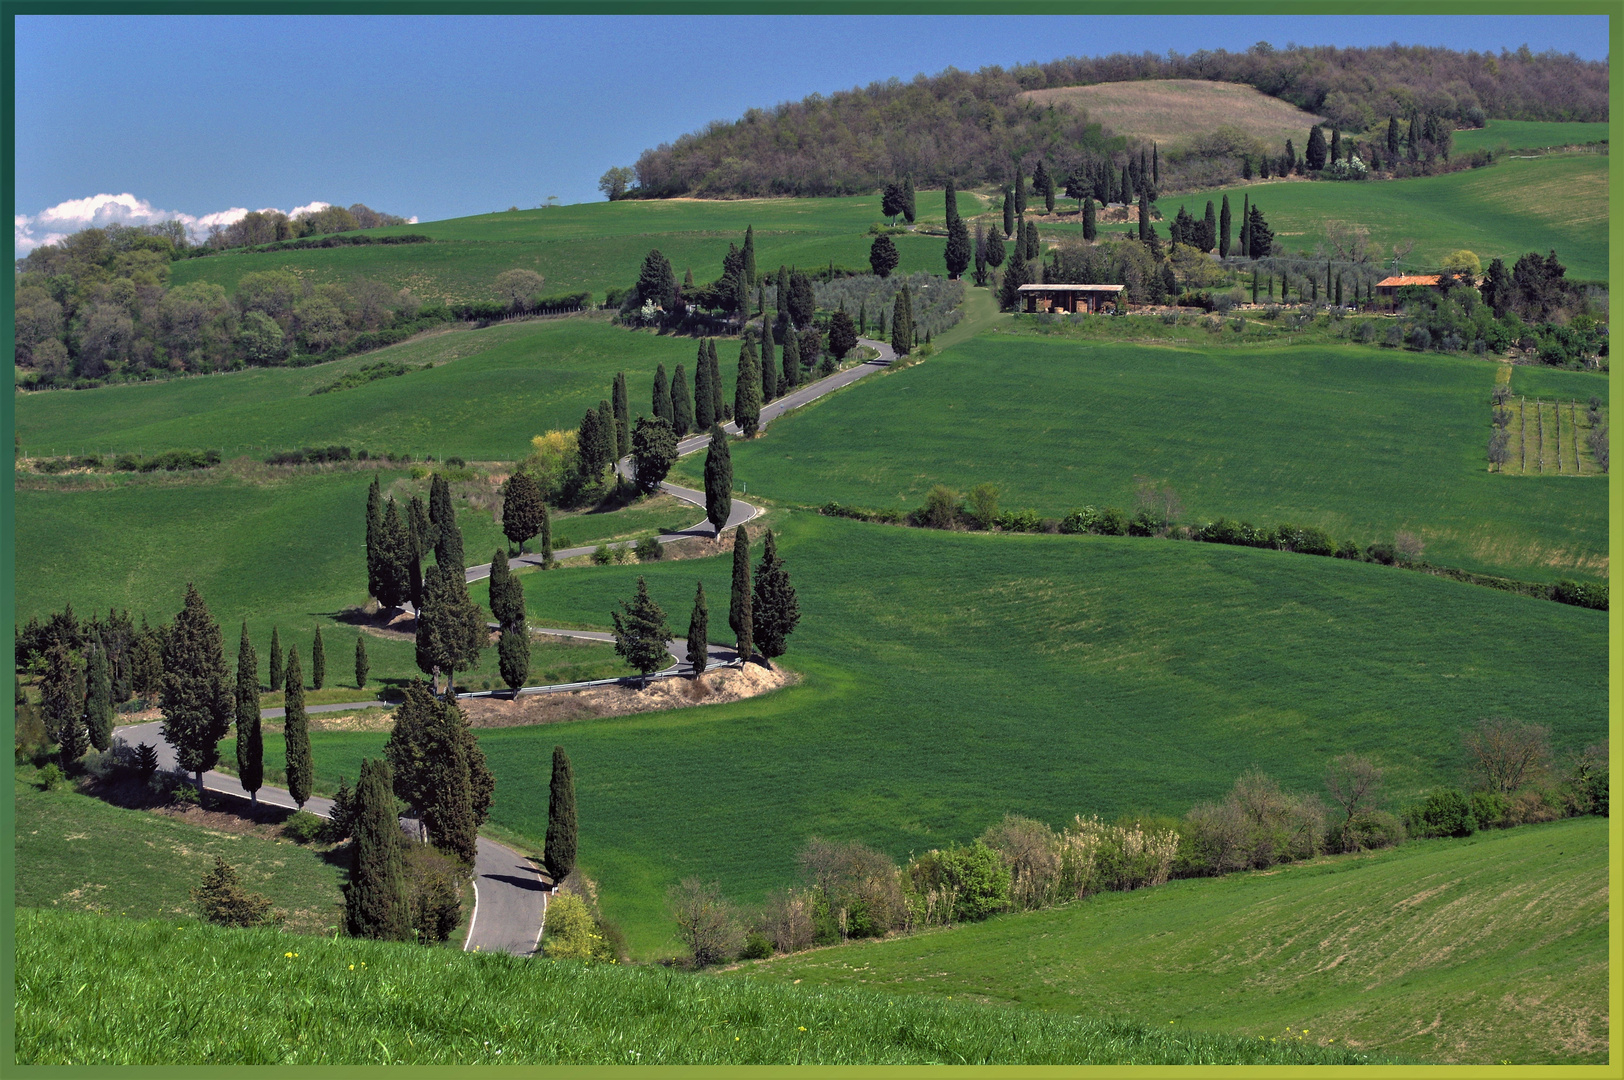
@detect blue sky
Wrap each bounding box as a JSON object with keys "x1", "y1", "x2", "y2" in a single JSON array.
[{"x1": 13, "y1": 14, "x2": 1610, "y2": 252}]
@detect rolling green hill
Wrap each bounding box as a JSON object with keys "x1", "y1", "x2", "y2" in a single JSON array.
[
  {"x1": 730, "y1": 817, "x2": 1608, "y2": 1065},
  {"x1": 1451, "y1": 119, "x2": 1609, "y2": 154},
  {"x1": 14, "y1": 907, "x2": 1381, "y2": 1065},
  {"x1": 169, "y1": 191, "x2": 984, "y2": 306},
  {"x1": 675, "y1": 334, "x2": 1608, "y2": 583},
  {"x1": 236, "y1": 512, "x2": 1605, "y2": 955}
]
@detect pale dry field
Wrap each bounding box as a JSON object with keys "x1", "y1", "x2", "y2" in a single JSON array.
[{"x1": 1020, "y1": 79, "x2": 1330, "y2": 148}]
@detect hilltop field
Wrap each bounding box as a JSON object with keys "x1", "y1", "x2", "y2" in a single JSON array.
[{"x1": 1019, "y1": 78, "x2": 1329, "y2": 150}]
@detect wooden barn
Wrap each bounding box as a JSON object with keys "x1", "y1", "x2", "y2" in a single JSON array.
[{"x1": 1016, "y1": 283, "x2": 1127, "y2": 314}]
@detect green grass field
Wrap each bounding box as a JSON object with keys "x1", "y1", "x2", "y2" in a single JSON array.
[
  {"x1": 729, "y1": 817, "x2": 1608, "y2": 1065},
  {"x1": 13, "y1": 908, "x2": 1382, "y2": 1066},
  {"x1": 14, "y1": 317, "x2": 722, "y2": 461},
  {"x1": 674, "y1": 334, "x2": 1607, "y2": 583},
  {"x1": 255, "y1": 512, "x2": 1604, "y2": 955},
  {"x1": 13, "y1": 770, "x2": 346, "y2": 934},
  {"x1": 169, "y1": 191, "x2": 985, "y2": 306},
  {"x1": 1451, "y1": 119, "x2": 1610, "y2": 154}
]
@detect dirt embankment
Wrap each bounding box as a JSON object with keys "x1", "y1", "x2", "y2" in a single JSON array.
[{"x1": 460, "y1": 663, "x2": 796, "y2": 728}]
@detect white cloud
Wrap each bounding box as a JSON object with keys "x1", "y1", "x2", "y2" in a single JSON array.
[{"x1": 13, "y1": 193, "x2": 359, "y2": 256}]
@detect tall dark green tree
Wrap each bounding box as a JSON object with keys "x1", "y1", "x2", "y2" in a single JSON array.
[
  {"x1": 782, "y1": 324, "x2": 802, "y2": 386},
  {"x1": 733, "y1": 337, "x2": 763, "y2": 438},
  {"x1": 1329, "y1": 128, "x2": 1342, "y2": 164},
  {"x1": 670, "y1": 363, "x2": 694, "y2": 435},
  {"x1": 236, "y1": 623, "x2": 263, "y2": 804},
  {"x1": 729, "y1": 526, "x2": 753, "y2": 662},
  {"x1": 706, "y1": 340, "x2": 724, "y2": 428},
  {"x1": 703, "y1": 424, "x2": 733, "y2": 536},
  {"x1": 1120, "y1": 164, "x2": 1132, "y2": 206},
  {"x1": 881, "y1": 180, "x2": 903, "y2": 221},
  {"x1": 998, "y1": 248, "x2": 1030, "y2": 311},
  {"x1": 283, "y1": 646, "x2": 312, "y2": 808},
  {"x1": 1153, "y1": 143, "x2": 1160, "y2": 187},
  {"x1": 420, "y1": 696, "x2": 479, "y2": 865},
  {"x1": 498, "y1": 619, "x2": 529, "y2": 692},
  {"x1": 40, "y1": 644, "x2": 87, "y2": 767},
  {"x1": 693, "y1": 340, "x2": 716, "y2": 430},
  {"x1": 891, "y1": 285, "x2": 914, "y2": 356},
  {"x1": 543, "y1": 746, "x2": 577, "y2": 884},
  {"x1": 577, "y1": 407, "x2": 607, "y2": 481},
  {"x1": 268, "y1": 627, "x2": 283, "y2": 694},
  {"x1": 652, "y1": 364, "x2": 672, "y2": 424},
  {"x1": 501, "y1": 471, "x2": 545, "y2": 554},
  {"x1": 597, "y1": 399, "x2": 619, "y2": 473},
  {"x1": 405, "y1": 497, "x2": 425, "y2": 610},
  {"x1": 945, "y1": 211, "x2": 971, "y2": 280},
  {"x1": 827, "y1": 310, "x2": 857, "y2": 362},
  {"x1": 1201, "y1": 201, "x2": 1218, "y2": 253},
  {"x1": 1083, "y1": 197, "x2": 1097, "y2": 242},
  {"x1": 311, "y1": 626, "x2": 326, "y2": 690},
  {"x1": 760, "y1": 323, "x2": 779, "y2": 402},
  {"x1": 1306, "y1": 125, "x2": 1328, "y2": 171},
  {"x1": 611, "y1": 577, "x2": 673, "y2": 687},
  {"x1": 344, "y1": 757, "x2": 411, "y2": 940},
  {"x1": 972, "y1": 221, "x2": 988, "y2": 286},
  {"x1": 750, "y1": 529, "x2": 801, "y2": 667},
  {"x1": 1013, "y1": 169, "x2": 1027, "y2": 216},
  {"x1": 631, "y1": 415, "x2": 679, "y2": 495},
  {"x1": 686, "y1": 581, "x2": 709, "y2": 678},
  {"x1": 376, "y1": 498, "x2": 408, "y2": 610},
  {"x1": 636, "y1": 248, "x2": 676, "y2": 309},
  {"x1": 612, "y1": 372, "x2": 631, "y2": 458},
  {"x1": 901, "y1": 176, "x2": 916, "y2": 224},
  {"x1": 1137, "y1": 190, "x2": 1151, "y2": 243},
  {"x1": 943, "y1": 176, "x2": 960, "y2": 227},
  {"x1": 85, "y1": 634, "x2": 113, "y2": 752},
  {"x1": 428, "y1": 473, "x2": 453, "y2": 555},
  {"x1": 488, "y1": 549, "x2": 520, "y2": 630},
  {"x1": 741, "y1": 224, "x2": 757, "y2": 287},
  {"x1": 414, "y1": 562, "x2": 487, "y2": 697},
  {"x1": 355, "y1": 632, "x2": 369, "y2": 690},
  {"x1": 869, "y1": 234, "x2": 900, "y2": 278},
  {"x1": 1240, "y1": 194, "x2": 1251, "y2": 258},
  {"x1": 365, "y1": 475, "x2": 384, "y2": 602},
  {"x1": 160, "y1": 584, "x2": 233, "y2": 791},
  {"x1": 986, "y1": 219, "x2": 1006, "y2": 268},
  {"x1": 1034, "y1": 160, "x2": 1055, "y2": 213},
  {"x1": 1247, "y1": 204, "x2": 1274, "y2": 257},
  {"x1": 386, "y1": 678, "x2": 494, "y2": 845},
  {"x1": 1219, "y1": 195, "x2": 1232, "y2": 258},
  {"x1": 539, "y1": 502, "x2": 554, "y2": 569},
  {"x1": 1387, "y1": 115, "x2": 1401, "y2": 157},
  {"x1": 1001, "y1": 185, "x2": 1014, "y2": 236}
]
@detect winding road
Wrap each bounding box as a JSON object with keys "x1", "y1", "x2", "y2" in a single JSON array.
[{"x1": 125, "y1": 336, "x2": 896, "y2": 958}]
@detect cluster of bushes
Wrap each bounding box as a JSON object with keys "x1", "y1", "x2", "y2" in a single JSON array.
[
  {"x1": 311, "y1": 360, "x2": 421, "y2": 395},
  {"x1": 672, "y1": 725, "x2": 1608, "y2": 966},
  {"x1": 261, "y1": 446, "x2": 440, "y2": 467},
  {"x1": 179, "y1": 233, "x2": 432, "y2": 260},
  {"x1": 27, "y1": 449, "x2": 222, "y2": 475}
]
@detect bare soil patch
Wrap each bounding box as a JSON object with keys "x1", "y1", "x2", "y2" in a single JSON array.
[{"x1": 461, "y1": 662, "x2": 796, "y2": 728}]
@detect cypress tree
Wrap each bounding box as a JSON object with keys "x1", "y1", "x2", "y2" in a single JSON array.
[
  {"x1": 742, "y1": 224, "x2": 757, "y2": 287},
  {"x1": 406, "y1": 497, "x2": 425, "y2": 609},
  {"x1": 414, "y1": 562, "x2": 487, "y2": 695},
  {"x1": 268, "y1": 627, "x2": 283, "y2": 693},
  {"x1": 160, "y1": 584, "x2": 233, "y2": 791},
  {"x1": 501, "y1": 472, "x2": 544, "y2": 555},
  {"x1": 1121, "y1": 164, "x2": 1132, "y2": 206},
  {"x1": 1330, "y1": 128, "x2": 1342, "y2": 165},
  {"x1": 1336, "y1": 272, "x2": 1343, "y2": 307},
  {"x1": 686, "y1": 581, "x2": 708, "y2": 678},
  {"x1": 760, "y1": 324, "x2": 778, "y2": 402},
  {"x1": 428, "y1": 474, "x2": 453, "y2": 553},
  {"x1": 1202, "y1": 201, "x2": 1218, "y2": 253},
  {"x1": 422, "y1": 695, "x2": 478, "y2": 865},
  {"x1": 782, "y1": 325, "x2": 801, "y2": 388},
  {"x1": 693, "y1": 340, "x2": 715, "y2": 430},
  {"x1": 597, "y1": 399, "x2": 618, "y2": 472},
  {"x1": 1260, "y1": 153, "x2": 1270, "y2": 179},
  {"x1": 1153, "y1": 142, "x2": 1160, "y2": 186},
  {"x1": 543, "y1": 745, "x2": 577, "y2": 883},
  {"x1": 344, "y1": 757, "x2": 411, "y2": 940},
  {"x1": 540, "y1": 502, "x2": 553, "y2": 569},
  {"x1": 670, "y1": 364, "x2": 694, "y2": 435},
  {"x1": 365, "y1": 475, "x2": 383, "y2": 602},
  {"x1": 1137, "y1": 190, "x2": 1150, "y2": 242},
  {"x1": 1387, "y1": 116, "x2": 1401, "y2": 157},
  {"x1": 901, "y1": 176, "x2": 916, "y2": 224},
  {"x1": 1001, "y1": 185, "x2": 1014, "y2": 236},
  {"x1": 611, "y1": 577, "x2": 673, "y2": 686},
  {"x1": 750, "y1": 530, "x2": 800, "y2": 667},
  {"x1": 1219, "y1": 195, "x2": 1232, "y2": 257},
  {"x1": 1252, "y1": 268, "x2": 1259, "y2": 304},
  {"x1": 84, "y1": 634, "x2": 113, "y2": 752},
  {"x1": 612, "y1": 372, "x2": 630, "y2": 457},
  {"x1": 355, "y1": 632, "x2": 369, "y2": 689},
  {"x1": 1283, "y1": 138, "x2": 1295, "y2": 175},
  {"x1": 1083, "y1": 197, "x2": 1097, "y2": 242},
  {"x1": 1408, "y1": 114, "x2": 1421, "y2": 161},
  {"x1": 986, "y1": 217, "x2": 1006, "y2": 267},
  {"x1": 40, "y1": 644, "x2": 87, "y2": 767},
  {"x1": 311, "y1": 626, "x2": 325, "y2": 690},
  {"x1": 283, "y1": 646, "x2": 312, "y2": 808},
  {"x1": 734, "y1": 337, "x2": 762, "y2": 437},
  {"x1": 385, "y1": 678, "x2": 491, "y2": 842},
  {"x1": 972, "y1": 221, "x2": 987, "y2": 285},
  {"x1": 858, "y1": 300, "x2": 867, "y2": 335},
  {"x1": 377, "y1": 499, "x2": 407, "y2": 609},
  {"x1": 945, "y1": 212, "x2": 971, "y2": 280},
  {"x1": 1025, "y1": 220, "x2": 1040, "y2": 260},
  {"x1": 891, "y1": 286, "x2": 913, "y2": 356},
  {"x1": 729, "y1": 525, "x2": 753, "y2": 662},
  {"x1": 1012, "y1": 170, "x2": 1026, "y2": 216},
  {"x1": 1307, "y1": 125, "x2": 1328, "y2": 171},
  {"x1": 578, "y1": 408, "x2": 605, "y2": 479},
  {"x1": 703, "y1": 424, "x2": 732, "y2": 536},
  {"x1": 943, "y1": 177, "x2": 960, "y2": 226},
  {"x1": 488, "y1": 549, "x2": 519, "y2": 629},
  {"x1": 1040, "y1": 161, "x2": 1056, "y2": 213},
  {"x1": 236, "y1": 623, "x2": 262, "y2": 804},
  {"x1": 1239, "y1": 194, "x2": 1251, "y2": 257},
  {"x1": 498, "y1": 620, "x2": 529, "y2": 691},
  {"x1": 706, "y1": 339, "x2": 724, "y2": 424},
  {"x1": 652, "y1": 364, "x2": 672, "y2": 424},
  {"x1": 776, "y1": 265, "x2": 790, "y2": 317}
]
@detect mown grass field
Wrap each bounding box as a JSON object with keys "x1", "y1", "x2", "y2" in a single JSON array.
[
  {"x1": 14, "y1": 908, "x2": 1384, "y2": 1066},
  {"x1": 1019, "y1": 79, "x2": 1327, "y2": 150},
  {"x1": 14, "y1": 317, "x2": 716, "y2": 461},
  {"x1": 1451, "y1": 119, "x2": 1610, "y2": 154},
  {"x1": 13, "y1": 769, "x2": 346, "y2": 934},
  {"x1": 169, "y1": 190, "x2": 986, "y2": 306},
  {"x1": 264, "y1": 512, "x2": 1604, "y2": 954},
  {"x1": 730, "y1": 817, "x2": 1608, "y2": 1065},
  {"x1": 674, "y1": 334, "x2": 1608, "y2": 583}
]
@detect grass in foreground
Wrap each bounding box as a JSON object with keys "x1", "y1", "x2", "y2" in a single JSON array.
[
  {"x1": 677, "y1": 334, "x2": 1608, "y2": 582},
  {"x1": 13, "y1": 768, "x2": 346, "y2": 934},
  {"x1": 283, "y1": 512, "x2": 1605, "y2": 954},
  {"x1": 14, "y1": 907, "x2": 1385, "y2": 1065},
  {"x1": 730, "y1": 817, "x2": 1608, "y2": 1065}
]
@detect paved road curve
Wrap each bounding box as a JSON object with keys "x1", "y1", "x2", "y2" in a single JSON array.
[{"x1": 114, "y1": 720, "x2": 550, "y2": 957}]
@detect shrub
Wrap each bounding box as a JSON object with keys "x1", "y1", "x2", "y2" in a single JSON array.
[
  {"x1": 904, "y1": 842, "x2": 1009, "y2": 923},
  {"x1": 1468, "y1": 789, "x2": 1510, "y2": 829},
  {"x1": 403, "y1": 842, "x2": 464, "y2": 944},
  {"x1": 36, "y1": 762, "x2": 64, "y2": 791},
  {"x1": 979, "y1": 814, "x2": 1098, "y2": 911},
  {"x1": 171, "y1": 782, "x2": 201, "y2": 806},
  {"x1": 669, "y1": 877, "x2": 743, "y2": 967},
  {"x1": 1076, "y1": 816, "x2": 1182, "y2": 889},
  {"x1": 800, "y1": 838, "x2": 907, "y2": 939},
  {"x1": 1351, "y1": 320, "x2": 1377, "y2": 343},
  {"x1": 1325, "y1": 810, "x2": 1405, "y2": 853},
  {"x1": 1504, "y1": 788, "x2": 1562, "y2": 826},
  {"x1": 1402, "y1": 789, "x2": 1476, "y2": 838},
  {"x1": 1275, "y1": 523, "x2": 1338, "y2": 557},
  {"x1": 590, "y1": 545, "x2": 614, "y2": 566},
  {"x1": 964, "y1": 483, "x2": 1001, "y2": 530},
  {"x1": 544, "y1": 891, "x2": 616, "y2": 962},
  {"x1": 1552, "y1": 579, "x2": 1608, "y2": 610},
  {"x1": 192, "y1": 857, "x2": 284, "y2": 928},
  {"x1": 738, "y1": 931, "x2": 774, "y2": 960},
  {"x1": 994, "y1": 508, "x2": 1043, "y2": 533},
  {"x1": 757, "y1": 888, "x2": 817, "y2": 954},
  {"x1": 1365, "y1": 542, "x2": 1397, "y2": 565},
  {"x1": 1127, "y1": 510, "x2": 1164, "y2": 537},
  {"x1": 281, "y1": 810, "x2": 326, "y2": 844},
  {"x1": 919, "y1": 485, "x2": 962, "y2": 530},
  {"x1": 634, "y1": 536, "x2": 663, "y2": 562}
]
